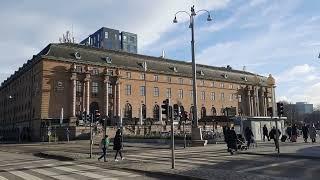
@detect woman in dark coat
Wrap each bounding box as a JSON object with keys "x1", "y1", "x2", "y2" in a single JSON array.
[
  {"x1": 113, "y1": 129, "x2": 124, "y2": 161},
  {"x1": 245, "y1": 127, "x2": 254, "y2": 148}
]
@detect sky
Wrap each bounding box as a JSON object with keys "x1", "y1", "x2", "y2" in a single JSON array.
[{"x1": 0, "y1": 0, "x2": 320, "y2": 106}]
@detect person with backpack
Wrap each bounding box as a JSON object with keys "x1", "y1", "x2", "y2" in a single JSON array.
[{"x1": 98, "y1": 135, "x2": 109, "y2": 162}]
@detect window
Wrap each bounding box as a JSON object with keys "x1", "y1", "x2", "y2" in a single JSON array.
[
  {"x1": 190, "y1": 90, "x2": 193, "y2": 98},
  {"x1": 97, "y1": 34, "x2": 100, "y2": 42},
  {"x1": 179, "y1": 78, "x2": 183, "y2": 84},
  {"x1": 127, "y1": 45, "x2": 130, "y2": 51},
  {"x1": 190, "y1": 79, "x2": 193, "y2": 85},
  {"x1": 221, "y1": 93, "x2": 224, "y2": 101},
  {"x1": 201, "y1": 91, "x2": 205, "y2": 100},
  {"x1": 123, "y1": 35, "x2": 127, "y2": 41},
  {"x1": 140, "y1": 73, "x2": 145, "y2": 80},
  {"x1": 92, "y1": 68, "x2": 99, "y2": 75},
  {"x1": 166, "y1": 88, "x2": 171, "y2": 98},
  {"x1": 75, "y1": 66, "x2": 82, "y2": 73},
  {"x1": 238, "y1": 95, "x2": 242, "y2": 102},
  {"x1": 220, "y1": 83, "x2": 224, "y2": 88},
  {"x1": 200, "y1": 80, "x2": 205, "y2": 86},
  {"x1": 154, "y1": 87, "x2": 159, "y2": 97},
  {"x1": 105, "y1": 32, "x2": 109, "y2": 39},
  {"x1": 229, "y1": 94, "x2": 233, "y2": 101},
  {"x1": 211, "y1": 81, "x2": 215, "y2": 87},
  {"x1": 130, "y1": 36, "x2": 135, "y2": 42},
  {"x1": 124, "y1": 103, "x2": 132, "y2": 118},
  {"x1": 108, "y1": 83, "x2": 112, "y2": 94},
  {"x1": 154, "y1": 75, "x2": 159, "y2": 81},
  {"x1": 107, "y1": 70, "x2": 113, "y2": 76},
  {"x1": 126, "y1": 72, "x2": 131, "y2": 79},
  {"x1": 210, "y1": 92, "x2": 215, "y2": 101},
  {"x1": 140, "y1": 86, "x2": 145, "y2": 96},
  {"x1": 76, "y1": 81, "x2": 82, "y2": 93},
  {"x1": 115, "y1": 34, "x2": 118, "y2": 40},
  {"x1": 178, "y1": 89, "x2": 183, "y2": 99},
  {"x1": 92, "y1": 82, "x2": 98, "y2": 96},
  {"x1": 229, "y1": 84, "x2": 233, "y2": 89},
  {"x1": 167, "y1": 76, "x2": 171, "y2": 83},
  {"x1": 125, "y1": 84, "x2": 131, "y2": 95}
]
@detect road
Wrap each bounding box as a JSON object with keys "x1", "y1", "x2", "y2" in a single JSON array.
[{"x1": 0, "y1": 151, "x2": 178, "y2": 180}]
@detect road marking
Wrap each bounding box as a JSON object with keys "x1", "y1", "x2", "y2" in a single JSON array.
[
  {"x1": 30, "y1": 168, "x2": 77, "y2": 180},
  {"x1": 238, "y1": 159, "x2": 306, "y2": 172},
  {"x1": 77, "y1": 164, "x2": 139, "y2": 177},
  {"x1": 0, "y1": 176, "x2": 8, "y2": 180},
  {"x1": 9, "y1": 170, "x2": 43, "y2": 180},
  {"x1": 54, "y1": 166, "x2": 118, "y2": 180},
  {"x1": 0, "y1": 159, "x2": 50, "y2": 167}
]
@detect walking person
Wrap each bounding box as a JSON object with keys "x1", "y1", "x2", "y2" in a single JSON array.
[
  {"x1": 291, "y1": 124, "x2": 298, "y2": 142},
  {"x1": 286, "y1": 126, "x2": 292, "y2": 141},
  {"x1": 270, "y1": 127, "x2": 281, "y2": 151},
  {"x1": 98, "y1": 135, "x2": 109, "y2": 162},
  {"x1": 309, "y1": 124, "x2": 317, "y2": 143},
  {"x1": 263, "y1": 124, "x2": 269, "y2": 142},
  {"x1": 302, "y1": 124, "x2": 309, "y2": 143},
  {"x1": 113, "y1": 129, "x2": 124, "y2": 161},
  {"x1": 245, "y1": 127, "x2": 254, "y2": 149}
]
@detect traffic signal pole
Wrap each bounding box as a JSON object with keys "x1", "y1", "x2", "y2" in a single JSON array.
[{"x1": 89, "y1": 113, "x2": 93, "y2": 158}]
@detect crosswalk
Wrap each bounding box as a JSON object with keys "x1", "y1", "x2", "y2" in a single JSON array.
[
  {"x1": 0, "y1": 158, "x2": 141, "y2": 180},
  {"x1": 124, "y1": 147, "x2": 263, "y2": 168}
]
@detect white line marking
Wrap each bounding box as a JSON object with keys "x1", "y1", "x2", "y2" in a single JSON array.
[
  {"x1": 77, "y1": 164, "x2": 138, "y2": 176},
  {"x1": 0, "y1": 159, "x2": 50, "y2": 167},
  {"x1": 54, "y1": 166, "x2": 118, "y2": 180},
  {"x1": 0, "y1": 176, "x2": 8, "y2": 180},
  {"x1": 30, "y1": 168, "x2": 77, "y2": 180},
  {"x1": 9, "y1": 170, "x2": 43, "y2": 180},
  {"x1": 238, "y1": 159, "x2": 306, "y2": 172}
]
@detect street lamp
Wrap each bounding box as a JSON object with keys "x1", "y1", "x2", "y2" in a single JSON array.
[{"x1": 173, "y1": 5, "x2": 212, "y2": 144}]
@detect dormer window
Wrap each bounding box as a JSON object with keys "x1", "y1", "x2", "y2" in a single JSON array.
[
  {"x1": 104, "y1": 56, "x2": 112, "y2": 64},
  {"x1": 222, "y1": 74, "x2": 228, "y2": 79},
  {"x1": 242, "y1": 76, "x2": 248, "y2": 81},
  {"x1": 171, "y1": 66, "x2": 178, "y2": 72},
  {"x1": 74, "y1": 52, "x2": 81, "y2": 60},
  {"x1": 199, "y1": 70, "x2": 205, "y2": 76}
]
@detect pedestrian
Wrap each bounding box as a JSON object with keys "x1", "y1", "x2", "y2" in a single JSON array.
[
  {"x1": 291, "y1": 124, "x2": 298, "y2": 142},
  {"x1": 286, "y1": 126, "x2": 292, "y2": 141},
  {"x1": 225, "y1": 127, "x2": 231, "y2": 152},
  {"x1": 270, "y1": 127, "x2": 281, "y2": 151},
  {"x1": 309, "y1": 124, "x2": 317, "y2": 143},
  {"x1": 302, "y1": 124, "x2": 309, "y2": 143},
  {"x1": 263, "y1": 124, "x2": 269, "y2": 141},
  {"x1": 245, "y1": 127, "x2": 254, "y2": 148},
  {"x1": 229, "y1": 127, "x2": 238, "y2": 155},
  {"x1": 113, "y1": 129, "x2": 124, "y2": 161},
  {"x1": 98, "y1": 135, "x2": 109, "y2": 162}
]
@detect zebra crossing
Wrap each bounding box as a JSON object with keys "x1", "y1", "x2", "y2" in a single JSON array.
[
  {"x1": 0, "y1": 156, "x2": 141, "y2": 180},
  {"x1": 125, "y1": 147, "x2": 263, "y2": 168}
]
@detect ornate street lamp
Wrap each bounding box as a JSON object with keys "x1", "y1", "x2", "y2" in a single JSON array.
[{"x1": 173, "y1": 5, "x2": 212, "y2": 145}]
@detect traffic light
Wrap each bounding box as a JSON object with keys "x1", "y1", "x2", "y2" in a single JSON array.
[
  {"x1": 277, "y1": 102, "x2": 284, "y2": 117},
  {"x1": 267, "y1": 107, "x2": 273, "y2": 117},
  {"x1": 173, "y1": 104, "x2": 181, "y2": 118},
  {"x1": 94, "y1": 110, "x2": 101, "y2": 122},
  {"x1": 169, "y1": 106, "x2": 173, "y2": 119},
  {"x1": 161, "y1": 99, "x2": 169, "y2": 115},
  {"x1": 82, "y1": 111, "x2": 86, "y2": 120}
]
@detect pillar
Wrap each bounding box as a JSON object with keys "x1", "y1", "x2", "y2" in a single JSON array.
[
  {"x1": 271, "y1": 86, "x2": 276, "y2": 117},
  {"x1": 70, "y1": 73, "x2": 77, "y2": 117},
  {"x1": 104, "y1": 76, "x2": 109, "y2": 117},
  {"x1": 255, "y1": 86, "x2": 260, "y2": 116},
  {"x1": 85, "y1": 73, "x2": 90, "y2": 113},
  {"x1": 247, "y1": 90, "x2": 252, "y2": 116}
]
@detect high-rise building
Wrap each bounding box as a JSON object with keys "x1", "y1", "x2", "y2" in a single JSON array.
[{"x1": 80, "y1": 27, "x2": 137, "y2": 53}]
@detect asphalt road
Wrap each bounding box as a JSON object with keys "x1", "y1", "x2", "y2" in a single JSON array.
[{"x1": 0, "y1": 151, "x2": 180, "y2": 180}]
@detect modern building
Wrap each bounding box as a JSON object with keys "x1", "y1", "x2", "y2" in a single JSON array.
[
  {"x1": 295, "y1": 102, "x2": 313, "y2": 115},
  {"x1": 80, "y1": 27, "x2": 137, "y2": 54},
  {"x1": 0, "y1": 43, "x2": 276, "y2": 141}
]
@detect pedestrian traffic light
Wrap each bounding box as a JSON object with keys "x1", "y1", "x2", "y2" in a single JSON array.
[
  {"x1": 161, "y1": 99, "x2": 169, "y2": 115},
  {"x1": 173, "y1": 104, "x2": 180, "y2": 118},
  {"x1": 277, "y1": 102, "x2": 284, "y2": 117},
  {"x1": 267, "y1": 107, "x2": 273, "y2": 117}
]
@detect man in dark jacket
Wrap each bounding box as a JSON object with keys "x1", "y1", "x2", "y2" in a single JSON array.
[
  {"x1": 226, "y1": 127, "x2": 237, "y2": 155},
  {"x1": 302, "y1": 124, "x2": 309, "y2": 143},
  {"x1": 263, "y1": 125, "x2": 269, "y2": 141},
  {"x1": 245, "y1": 127, "x2": 254, "y2": 148},
  {"x1": 270, "y1": 127, "x2": 281, "y2": 151},
  {"x1": 113, "y1": 129, "x2": 124, "y2": 161}
]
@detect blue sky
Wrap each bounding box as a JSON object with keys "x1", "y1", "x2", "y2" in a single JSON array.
[{"x1": 0, "y1": 0, "x2": 319, "y2": 106}]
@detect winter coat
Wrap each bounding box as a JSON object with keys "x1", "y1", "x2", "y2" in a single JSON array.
[
  {"x1": 270, "y1": 129, "x2": 281, "y2": 139},
  {"x1": 263, "y1": 126, "x2": 268, "y2": 135},
  {"x1": 245, "y1": 128, "x2": 254, "y2": 140},
  {"x1": 113, "y1": 134, "x2": 122, "y2": 150},
  {"x1": 309, "y1": 127, "x2": 317, "y2": 139},
  {"x1": 302, "y1": 126, "x2": 309, "y2": 138}
]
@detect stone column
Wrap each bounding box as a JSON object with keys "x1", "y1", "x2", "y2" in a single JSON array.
[
  {"x1": 104, "y1": 76, "x2": 109, "y2": 117},
  {"x1": 71, "y1": 73, "x2": 77, "y2": 117},
  {"x1": 113, "y1": 83, "x2": 117, "y2": 116},
  {"x1": 159, "y1": 105, "x2": 162, "y2": 123},
  {"x1": 139, "y1": 103, "x2": 143, "y2": 125},
  {"x1": 271, "y1": 86, "x2": 276, "y2": 116},
  {"x1": 116, "y1": 79, "x2": 121, "y2": 118},
  {"x1": 247, "y1": 90, "x2": 252, "y2": 116},
  {"x1": 255, "y1": 86, "x2": 260, "y2": 116},
  {"x1": 85, "y1": 73, "x2": 91, "y2": 113}
]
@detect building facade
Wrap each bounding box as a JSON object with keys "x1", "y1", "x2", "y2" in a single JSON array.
[
  {"x1": 0, "y1": 43, "x2": 276, "y2": 141},
  {"x1": 80, "y1": 27, "x2": 137, "y2": 53}
]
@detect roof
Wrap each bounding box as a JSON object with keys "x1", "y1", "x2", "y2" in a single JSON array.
[{"x1": 1, "y1": 43, "x2": 272, "y2": 89}]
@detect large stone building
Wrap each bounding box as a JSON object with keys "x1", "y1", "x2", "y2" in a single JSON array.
[{"x1": 0, "y1": 43, "x2": 276, "y2": 141}]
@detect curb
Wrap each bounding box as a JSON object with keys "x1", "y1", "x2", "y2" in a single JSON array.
[{"x1": 241, "y1": 152, "x2": 320, "y2": 160}]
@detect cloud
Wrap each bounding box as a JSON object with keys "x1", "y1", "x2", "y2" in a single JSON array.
[{"x1": 275, "y1": 64, "x2": 316, "y2": 83}]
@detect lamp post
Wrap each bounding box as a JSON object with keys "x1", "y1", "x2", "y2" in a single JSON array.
[{"x1": 173, "y1": 5, "x2": 212, "y2": 144}]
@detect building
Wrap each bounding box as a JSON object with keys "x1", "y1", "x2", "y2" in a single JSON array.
[
  {"x1": 80, "y1": 27, "x2": 137, "y2": 53},
  {"x1": 0, "y1": 43, "x2": 276, "y2": 141},
  {"x1": 295, "y1": 102, "x2": 313, "y2": 115}
]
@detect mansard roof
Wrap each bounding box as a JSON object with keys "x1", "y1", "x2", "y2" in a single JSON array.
[{"x1": 1, "y1": 43, "x2": 271, "y2": 88}]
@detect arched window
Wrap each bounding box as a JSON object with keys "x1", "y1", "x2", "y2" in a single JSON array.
[
  {"x1": 211, "y1": 107, "x2": 217, "y2": 116},
  {"x1": 153, "y1": 105, "x2": 160, "y2": 121},
  {"x1": 142, "y1": 104, "x2": 146, "y2": 119},
  {"x1": 124, "y1": 103, "x2": 132, "y2": 118},
  {"x1": 201, "y1": 107, "x2": 207, "y2": 118}
]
